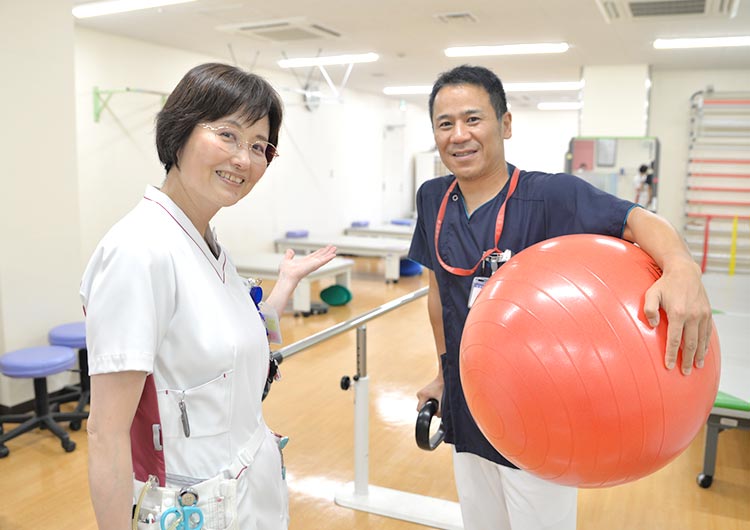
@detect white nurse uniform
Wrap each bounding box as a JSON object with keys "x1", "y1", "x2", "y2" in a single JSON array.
[{"x1": 81, "y1": 185, "x2": 288, "y2": 529}]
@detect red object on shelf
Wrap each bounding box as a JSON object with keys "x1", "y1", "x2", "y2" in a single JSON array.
[
  {"x1": 689, "y1": 172, "x2": 750, "y2": 178},
  {"x1": 703, "y1": 99, "x2": 750, "y2": 105},
  {"x1": 701, "y1": 218, "x2": 711, "y2": 273},
  {"x1": 686, "y1": 199, "x2": 750, "y2": 206},
  {"x1": 687, "y1": 213, "x2": 750, "y2": 219},
  {"x1": 689, "y1": 159, "x2": 750, "y2": 165},
  {"x1": 687, "y1": 187, "x2": 750, "y2": 192}
]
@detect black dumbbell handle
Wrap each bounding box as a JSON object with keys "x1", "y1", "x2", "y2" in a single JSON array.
[{"x1": 415, "y1": 398, "x2": 445, "y2": 451}]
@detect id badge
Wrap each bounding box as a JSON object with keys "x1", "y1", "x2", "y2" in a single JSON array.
[
  {"x1": 468, "y1": 276, "x2": 489, "y2": 308},
  {"x1": 259, "y1": 302, "x2": 282, "y2": 344}
]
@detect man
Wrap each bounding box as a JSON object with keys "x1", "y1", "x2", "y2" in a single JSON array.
[{"x1": 408, "y1": 65, "x2": 712, "y2": 530}]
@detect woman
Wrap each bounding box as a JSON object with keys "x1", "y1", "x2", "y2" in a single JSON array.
[{"x1": 80, "y1": 63, "x2": 335, "y2": 530}]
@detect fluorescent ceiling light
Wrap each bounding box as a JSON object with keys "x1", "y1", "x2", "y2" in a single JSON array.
[
  {"x1": 383, "y1": 86, "x2": 431, "y2": 95},
  {"x1": 383, "y1": 80, "x2": 583, "y2": 96},
  {"x1": 278, "y1": 53, "x2": 379, "y2": 69},
  {"x1": 72, "y1": 0, "x2": 196, "y2": 18},
  {"x1": 505, "y1": 81, "x2": 584, "y2": 92},
  {"x1": 445, "y1": 43, "x2": 569, "y2": 57},
  {"x1": 537, "y1": 101, "x2": 583, "y2": 111},
  {"x1": 653, "y1": 36, "x2": 750, "y2": 49}
]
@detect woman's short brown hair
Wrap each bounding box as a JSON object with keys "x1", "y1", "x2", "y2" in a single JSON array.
[{"x1": 156, "y1": 63, "x2": 283, "y2": 172}]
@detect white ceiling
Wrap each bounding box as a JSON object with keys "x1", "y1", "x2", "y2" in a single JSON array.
[{"x1": 72, "y1": 0, "x2": 750, "y2": 109}]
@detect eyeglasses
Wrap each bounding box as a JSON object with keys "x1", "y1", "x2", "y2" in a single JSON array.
[{"x1": 200, "y1": 123, "x2": 279, "y2": 166}]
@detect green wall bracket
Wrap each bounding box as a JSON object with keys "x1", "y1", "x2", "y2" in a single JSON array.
[{"x1": 92, "y1": 86, "x2": 169, "y2": 123}]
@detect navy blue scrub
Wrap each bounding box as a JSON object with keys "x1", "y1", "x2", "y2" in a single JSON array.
[{"x1": 409, "y1": 163, "x2": 637, "y2": 467}]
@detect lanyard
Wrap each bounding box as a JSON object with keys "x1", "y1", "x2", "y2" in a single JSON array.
[{"x1": 435, "y1": 167, "x2": 520, "y2": 276}]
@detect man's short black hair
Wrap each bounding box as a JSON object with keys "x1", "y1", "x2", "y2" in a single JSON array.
[{"x1": 429, "y1": 65, "x2": 508, "y2": 122}]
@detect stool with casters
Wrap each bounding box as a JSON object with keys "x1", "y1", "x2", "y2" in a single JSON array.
[
  {"x1": 47, "y1": 322, "x2": 90, "y2": 430},
  {"x1": 0, "y1": 346, "x2": 89, "y2": 457}
]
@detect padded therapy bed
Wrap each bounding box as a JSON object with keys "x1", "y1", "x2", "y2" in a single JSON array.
[
  {"x1": 274, "y1": 235, "x2": 411, "y2": 283},
  {"x1": 696, "y1": 273, "x2": 750, "y2": 488},
  {"x1": 344, "y1": 222, "x2": 415, "y2": 240},
  {"x1": 233, "y1": 252, "x2": 354, "y2": 315}
]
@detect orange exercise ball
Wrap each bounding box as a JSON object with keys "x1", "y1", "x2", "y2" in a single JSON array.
[{"x1": 460, "y1": 234, "x2": 720, "y2": 488}]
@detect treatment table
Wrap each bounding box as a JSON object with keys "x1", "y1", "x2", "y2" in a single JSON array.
[
  {"x1": 233, "y1": 252, "x2": 354, "y2": 315},
  {"x1": 696, "y1": 273, "x2": 750, "y2": 488},
  {"x1": 274, "y1": 235, "x2": 411, "y2": 283},
  {"x1": 344, "y1": 223, "x2": 415, "y2": 240}
]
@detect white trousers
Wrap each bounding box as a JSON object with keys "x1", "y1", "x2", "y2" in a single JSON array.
[{"x1": 452, "y1": 450, "x2": 577, "y2": 530}]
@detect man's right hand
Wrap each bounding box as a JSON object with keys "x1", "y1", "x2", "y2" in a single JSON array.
[{"x1": 416, "y1": 375, "x2": 444, "y2": 416}]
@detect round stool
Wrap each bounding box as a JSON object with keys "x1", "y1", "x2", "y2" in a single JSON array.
[
  {"x1": 399, "y1": 258, "x2": 423, "y2": 277},
  {"x1": 48, "y1": 322, "x2": 90, "y2": 430},
  {"x1": 48, "y1": 322, "x2": 86, "y2": 349},
  {"x1": 0, "y1": 346, "x2": 88, "y2": 457}
]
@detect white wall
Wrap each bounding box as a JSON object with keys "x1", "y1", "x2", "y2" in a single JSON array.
[
  {"x1": 506, "y1": 109, "x2": 580, "y2": 174},
  {"x1": 75, "y1": 28, "x2": 435, "y2": 261},
  {"x1": 75, "y1": 29, "x2": 216, "y2": 261},
  {"x1": 213, "y1": 90, "x2": 416, "y2": 253},
  {"x1": 1, "y1": 0, "x2": 82, "y2": 405},
  {"x1": 74, "y1": 28, "x2": 586, "y2": 269},
  {"x1": 382, "y1": 103, "x2": 437, "y2": 219},
  {"x1": 649, "y1": 68, "x2": 750, "y2": 229},
  {"x1": 582, "y1": 64, "x2": 650, "y2": 137}
]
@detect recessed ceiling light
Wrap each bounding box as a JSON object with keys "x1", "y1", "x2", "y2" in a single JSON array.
[
  {"x1": 278, "y1": 53, "x2": 379, "y2": 69},
  {"x1": 72, "y1": 0, "x2": 197, "y2": 19},
  {"x1": 537, "y1": 101, "x2": 583, "y2": 111},
  {"x1": 445, "y1": 43, "x2": 569, "y2": 57},
  {"x1": 505, "y1": 81, "x2": 584, "y2": 92},
  {"x1": 653, "y1": 36, "x2": 750, "y2": 49},
  {"x1": 383, "y1": 80, "x2": 583, "y2": 96},
  {"x1": 383, "y1": 86, "x2": 431, "y2": 95}
]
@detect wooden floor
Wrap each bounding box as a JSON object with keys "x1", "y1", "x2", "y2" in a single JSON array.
[{"x1": 0, "y1": 257, "x2": 748, "y2": 530}]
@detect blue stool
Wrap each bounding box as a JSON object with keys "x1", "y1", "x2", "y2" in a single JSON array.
[
  {"x1": 399, "y1": 258, "x2": 423, "y2": 277},
  {"x1": 48, "y1": 322, "x2": 90, "y2": 429},
  {"x1": 0, "y1": 346, "x2": 88, "y2": 457}
]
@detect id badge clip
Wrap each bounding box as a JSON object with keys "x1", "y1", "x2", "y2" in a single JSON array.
[
  {"x1": 468, "y1": 250, "x2": 513, "y2": 309},
  {"x1": 486, "y1": 249, "x2": 513, "y2": 274}
]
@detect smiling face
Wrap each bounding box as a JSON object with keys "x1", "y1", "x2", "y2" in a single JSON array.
[
  {"x1": 161, "y1": 112, "x2": 271, "y2": 233},
  {"x1": 432, "y1": 83, "x2": 512, "y2": 186}
]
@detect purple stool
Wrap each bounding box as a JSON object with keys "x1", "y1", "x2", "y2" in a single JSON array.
[
  {"x1": 0, "y1": 346, "x2": 88, "y2": 457},
  {"x1": 48, "y1": 322, "x2": 90, "y2": 428}
]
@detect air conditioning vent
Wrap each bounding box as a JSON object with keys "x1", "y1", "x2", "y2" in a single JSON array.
[
  {"x1": 434, "y1": 12, "x2": 478, "y2": 24},
  {"x1": 631, "y1": 0, "x2": 706, "y2": 16},
  {"x1": 595, "y1": 0, "x2": 740, "y2": 22},
  {"x1": 216, "y1": 17, "x2": 341, "y2": 42}
]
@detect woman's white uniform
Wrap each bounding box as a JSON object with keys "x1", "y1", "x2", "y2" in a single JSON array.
[{"x1": 80, "y1": 186, "x2": 288, "y2": 529}]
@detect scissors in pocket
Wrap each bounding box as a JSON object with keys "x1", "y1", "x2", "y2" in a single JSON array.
[{"x1": 160, "y1": 488, "x2": 204, "y2": 530}]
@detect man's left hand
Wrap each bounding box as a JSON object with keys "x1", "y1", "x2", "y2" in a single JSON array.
[{"x1": 643, "y1": 259, "x2": 712, "y2": 375}]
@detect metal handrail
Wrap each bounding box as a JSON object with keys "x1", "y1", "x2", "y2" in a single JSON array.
[
  {"x1": 272, "y1": 284, "x2": 460, "y2": 526},
  {"x1": 274, "y1": 286, "x2": 428, "y2": 360}
]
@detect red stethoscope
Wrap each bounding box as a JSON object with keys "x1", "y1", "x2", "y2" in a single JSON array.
[{"x1": 434, "y1": 167, "x2": 520, "y2": 276}]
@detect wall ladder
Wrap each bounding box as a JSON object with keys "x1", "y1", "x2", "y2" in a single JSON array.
[{"x1": 685, "y1": 90, "x2": 750, "y2": 275}]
